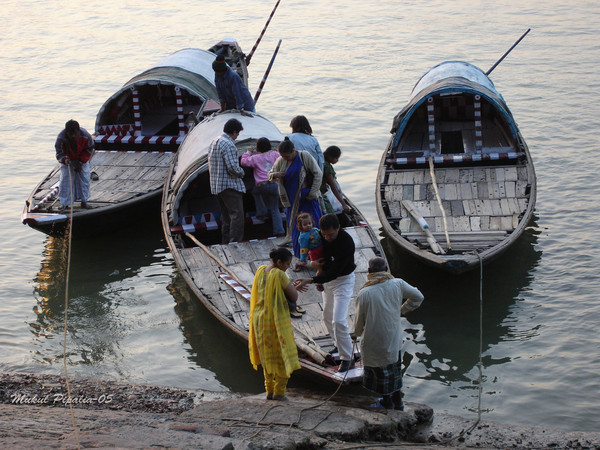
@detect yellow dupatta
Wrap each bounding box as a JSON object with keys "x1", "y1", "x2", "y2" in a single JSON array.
[{"x1": 248, "y1": 265, "x2": 300, "y2": 377}]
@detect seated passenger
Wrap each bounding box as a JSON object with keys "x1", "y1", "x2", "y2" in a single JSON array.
[{"x1": 241, "y1": 137, "x2": 284, "y2": 236}]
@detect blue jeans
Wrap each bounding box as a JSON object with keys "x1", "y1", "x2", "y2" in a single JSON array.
[{"x1": 253, "y1": 182, "x2": 284, "y2": 236}]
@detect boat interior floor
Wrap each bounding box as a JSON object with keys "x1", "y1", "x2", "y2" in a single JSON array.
[
  {"x1": 31, "y1": 150, "x2": 175, "y2": 212},
  {"x1": 177, "y1": 225, "x2": 378, "y2": 361},
  {"x1": 381, "y1": 163, "x2": 533, "y2": 253}
]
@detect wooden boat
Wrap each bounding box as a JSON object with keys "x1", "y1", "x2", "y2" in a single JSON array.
[
  {"x1": 376, "y1": 61, "x2": 536, "y2": 274},
  {"x1": 161, "y1": 110, "x2": 387, "y2": 384},
  {"x1": 22, "y1": 39, "x2": 247, "y2": 238}
]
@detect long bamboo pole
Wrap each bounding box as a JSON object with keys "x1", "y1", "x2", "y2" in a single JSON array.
[
  {"x1": 402, "y1": 200, "x2": 445, "y2": 255},
  {"x1": 428, "y1": 157, "x2": 452, "y2": 251},
  {"x1": 486, "y1": 28, "x2": 531, "y2": 76},
  {"x1": 245, "y1": 0, "x2": 281, "y2": 65},
  {"x1": 253, "y1": 39, "x2": 282, "y2": 105}
]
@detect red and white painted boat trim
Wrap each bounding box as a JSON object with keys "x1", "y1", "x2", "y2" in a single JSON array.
[{"x1": 94, "y1": 135, "x2": 184, "y2": 145}]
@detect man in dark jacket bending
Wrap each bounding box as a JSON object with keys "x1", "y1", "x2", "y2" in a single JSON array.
[{"x1": 294, "y1": 213, "x2": 356, "y2": 372}]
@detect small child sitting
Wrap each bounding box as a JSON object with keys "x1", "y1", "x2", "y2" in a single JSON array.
[{"x1": 294, "y1": 212, "x2": 324, "y2": 292}]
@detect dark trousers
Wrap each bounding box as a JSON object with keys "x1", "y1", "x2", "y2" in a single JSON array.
[{"x1": 217, "y1": 189, "x2": 244, "y2": 243}]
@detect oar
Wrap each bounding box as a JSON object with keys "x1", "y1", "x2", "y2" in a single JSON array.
[
  {"x1": 245, "y1": 0, "x2": 281, "y2": 65},
  {"x1": 428, "y1": 157, "x2": 452, "y2": 251},
  {"x1": 402, "y1": 200, "x2": 445, "y2": 254},
  {"x1": 253, "y1": 39, "x2": 282, "y2": 105},
  {"x1": 486, "y1": 28, "x2": 531, "y2": 76}
]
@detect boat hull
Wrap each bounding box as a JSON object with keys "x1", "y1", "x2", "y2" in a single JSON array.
[
  {"x1": 162, "y1": 111, "x2": 386, "y2": 384},
  {"x1": 22, "y1": 185, "x2": 161, "y2": 238},
  {"x1": 376, "y1": 61, "x2": 537, "y2": 274},
  {"x1": 23, "y1": 40, "x2": 248, "y2": 238}
]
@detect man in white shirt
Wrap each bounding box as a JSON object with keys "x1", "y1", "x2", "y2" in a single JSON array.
[{"x1": 353, "y1": 257, "x2": 424, "y2": 410}]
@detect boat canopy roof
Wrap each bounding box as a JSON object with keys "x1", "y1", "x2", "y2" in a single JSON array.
[
  {"x1": 172, "y1": 111, "x2": 284, "y2": 188},
  {"x1": 392, "y1": 61, "x2": 518, "y2": 148},
  {"x1": 95, "y1": 48, "x2": 218, "y2": 129}
]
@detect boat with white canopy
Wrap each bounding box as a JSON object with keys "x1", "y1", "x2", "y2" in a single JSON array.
[
  {"x1": 162, "y1": 110, "x2": 386, "y2": 383},
  {"x1": 22, "y1": 39, "x2": 246, "y2": 237}
]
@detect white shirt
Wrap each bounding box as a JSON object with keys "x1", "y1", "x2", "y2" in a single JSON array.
[{"x1": 353, "y1": 277, "x2": 424, "y2": 367}]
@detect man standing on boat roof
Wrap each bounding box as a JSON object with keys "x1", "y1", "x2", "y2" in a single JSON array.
[
  {"x1": 208, "y1": 118, "x2": 246, "y2": 243},
  {"x1": 294, "y1": 213, "x2": 356, "y2": 372},
  {"x1": 212, "y1": 55, "x2": 256, "y2": 113},
  {"x1": 352, "y1": 257, "x2": 424, "y2": 410},
  {"x1": 55, "y1": 119, "x2": 94, "y2": 210}
]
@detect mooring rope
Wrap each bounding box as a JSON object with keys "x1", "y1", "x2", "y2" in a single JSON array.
[
  {"x1": 242, "y1": 339, "x2": 355, "y2": 443},
  {"x1": 63, "y1": 166, "x2": 81, "y2": 449},
  {"x1": 442, "y1": 252, "x2": 484, "y2": 444},
  {"x1": 245, "y1": 258, "x2": 487, "y2": 446}
]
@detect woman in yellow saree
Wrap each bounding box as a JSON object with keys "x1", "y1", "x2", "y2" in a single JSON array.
[{"x1": 249, "y1": 247, "x2": 302, "y2": 399}]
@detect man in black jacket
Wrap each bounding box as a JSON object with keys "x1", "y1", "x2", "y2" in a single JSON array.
[{"x1": 294, "y1": 214, "x2": 356, "y2": 372}]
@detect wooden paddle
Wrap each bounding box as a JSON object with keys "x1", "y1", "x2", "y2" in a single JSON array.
[{"x1": 401, "y1": 200, "x2": 445, "y2": 254}]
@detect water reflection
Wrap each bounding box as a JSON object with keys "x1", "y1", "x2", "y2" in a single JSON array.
[
  {"x1": 168, "y1": 274, "x2": 265, "y2": 392},
  {"x1": 30, "y1": 216, "x2": 167, "y2": 367},
  {"x1": 381, "y1": 217, "x2": 542, "y2": 386}
]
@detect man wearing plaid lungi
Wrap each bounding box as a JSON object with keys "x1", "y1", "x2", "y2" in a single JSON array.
[{"x1": 353, "y1": 257, "x2": 424, "y2": 410}]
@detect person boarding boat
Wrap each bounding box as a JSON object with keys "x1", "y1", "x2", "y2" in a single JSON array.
[
  {"x1": 249, "y1": 247, "x2": 304, "y2": 400},
  {"x1": 268, "y1": 137, "x2": 322, "y2": 256},
  {"x1": 352, "y1": 257, "x2": 424, "y2": 410},
  {"x1": 294, "y1": 213, "x2": 356, "y2": 372},
  {"x1": 208, "y1": 118, "x2": 246, "y2": 243},
  {"x1": 287, "y1": 115, "x2": 324, "y2": 171}
]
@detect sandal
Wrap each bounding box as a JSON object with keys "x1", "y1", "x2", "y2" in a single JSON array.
[
  {"x1": 370, "y1": 398, "x2": 394, "y2": 410},
  {"x1": 292, "y1": 264, "x2": 304, "y2": 272},
  {"x1": 295, "y1": 305, "x2": 306, "y2": 314},
  {"x1": 290, "y1": 309, "x2": 303, "y2": 319},
  {"x1": 370, "y1": 401, "x2": 386, "y2": 409}
]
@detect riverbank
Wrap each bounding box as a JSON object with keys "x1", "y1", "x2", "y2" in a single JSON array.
[{"x1": 1, "y1": 373, "x2": 599, "y2": 449}]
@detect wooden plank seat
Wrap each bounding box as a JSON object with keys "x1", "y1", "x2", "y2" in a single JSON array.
[{"x1": 400, "y1": 230, "x2": 508, "y2": 251}]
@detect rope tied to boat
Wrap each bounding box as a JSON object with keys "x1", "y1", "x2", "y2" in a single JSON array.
[
  {"x1": 442, "y1": 251, "x2": 484, "y2": 444},
  {"x1": 241, "y1": 340, "x2": 356, "y2": 441},
  {"x1": 63, "y1": 167, "x2": 81, "y2": 449}
]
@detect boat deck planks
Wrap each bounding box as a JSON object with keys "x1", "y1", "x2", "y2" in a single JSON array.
[
  {"x1": 383, "y1": 164, "x2": 531, "y2": 243},
  {"x1": 29, "y1": 150, "x2": 175, "y2": 211},
  {"x1": 179, "y1": 225, "x2": 380, "y2": 362}
]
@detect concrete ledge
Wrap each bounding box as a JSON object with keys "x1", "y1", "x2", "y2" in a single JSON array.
[{"x1": 1, "y1": 373, "x2": 599, "y2": 449}]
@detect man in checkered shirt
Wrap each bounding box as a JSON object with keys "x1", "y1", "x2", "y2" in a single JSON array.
[{"x1": 208, "y1": 118, "x2": 246, "y2": 243}]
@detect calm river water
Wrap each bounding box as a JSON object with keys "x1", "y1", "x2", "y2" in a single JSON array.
[{"x1": 1, "y1": 0, "x2": 599, "y2": 432}]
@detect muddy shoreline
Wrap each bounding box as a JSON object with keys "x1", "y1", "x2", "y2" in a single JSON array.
[{"x1": 1, "y1": 372, "x2": 599, "y2": 449}]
